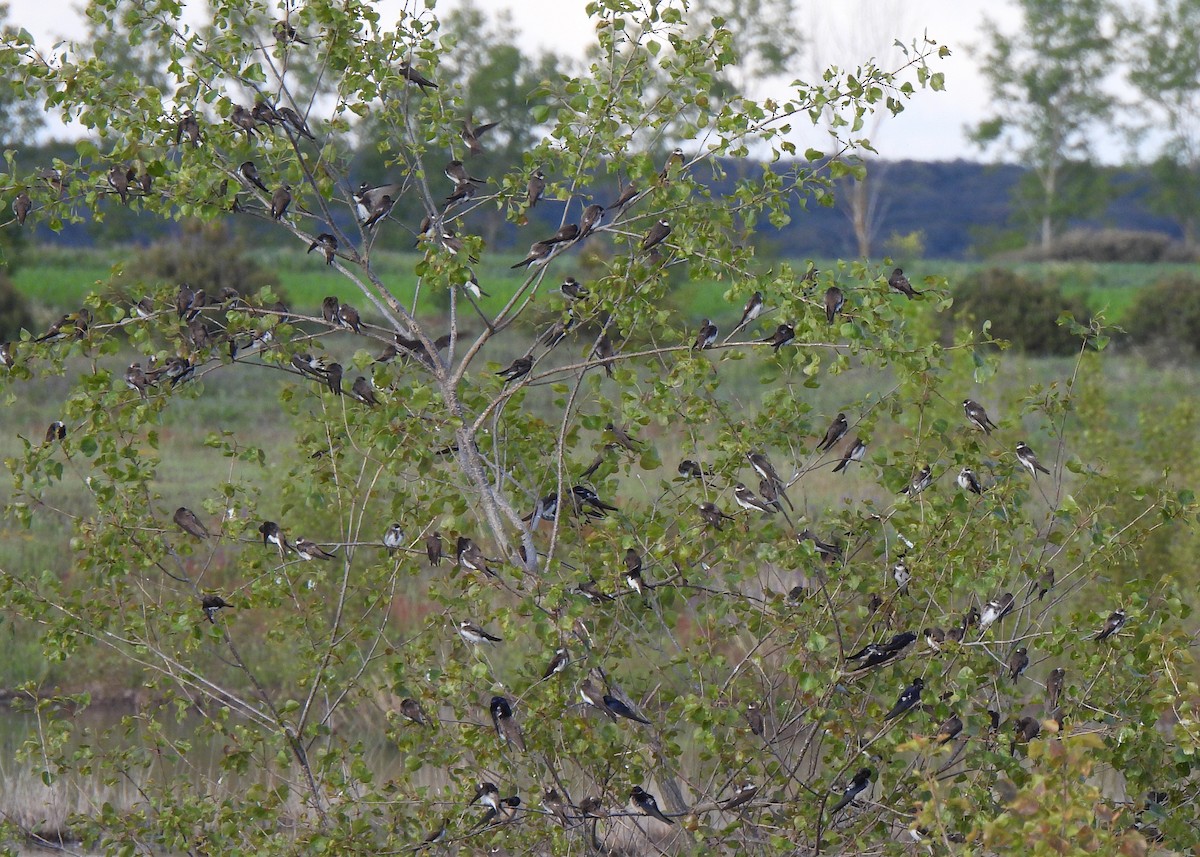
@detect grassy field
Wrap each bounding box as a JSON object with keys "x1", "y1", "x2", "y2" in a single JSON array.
[{"x1": 11, "y1": 246, "x2": 1190, "y2": 325}]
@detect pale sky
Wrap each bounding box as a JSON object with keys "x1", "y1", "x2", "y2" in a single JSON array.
[{"x1": 15, "y1": 0, "x2": 1064, "y2": 163}]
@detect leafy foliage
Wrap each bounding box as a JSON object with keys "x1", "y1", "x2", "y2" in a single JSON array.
[
  {"x1": 0, "y1": 1, "x2": 1195, "y2": 855},
  {"x1": 948, "y1": 267, "x2": 1092, "y2": 355},
  {"x1": 1124, "y1": 271, "x2": 1200, "y2": 357}
]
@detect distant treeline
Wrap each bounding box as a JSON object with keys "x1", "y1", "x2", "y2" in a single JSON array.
[{"x1": 11, "y1": 141, "x2": 1186, "y2": 261}]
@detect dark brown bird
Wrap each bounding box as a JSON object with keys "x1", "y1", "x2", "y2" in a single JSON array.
[
  {"x1": 1008, "y1": 646, "x2": 1030, "y2": 681},
  {"x1": 824, "y1": 286, "x2": 844, "y2": 323},
  {"x1": 456, "y1": 536, "x2": 494, "y2": 577},
  {"x1": 496, "y1": 355, "x2": 533, "y2": 382},
  {"x1": 526, "y1": 169, "x2": 546, "y2": 209},
  {"x1": 1011, "y1": 716, "x2": 1041, "y2": 753},
  {"x1": 307, "y1": 233, "x2": 337, "y2": 265},
  {"x1": 640, "y1": 218, "x2": 672, "y2": 252},
  {"x1": 201, "y1": 594, "x2": 230, "y2": 623},
  {"x1": 361, "y1": 193, "x2": 393, "y2": 229},
  {"x1": 630, "y1": 786, "x2": 673, "y2": 826},
  {"x1": 605, "y1": 422, "x2": 640, "y2": 452},
  {"x1": 273, "y1": 19, "x2": 308, "y2": 44},
  {"x1": 322, "y1": 295, "x2": 341, "y2": 325},
  {"x1": 511, "y1": 241, "x2": 553, "y2": 269},
  {"x1": 107, "y1": 166, "x2": 131, "y2": 204},
  {"x1": 398, "y1": 61, "x2": 437, "y2": 89},
  {"x1": 270, "y1": 184, "x2": 292, "y2": 220},
  {"x1": 817, "y1": 413, "x2": 849, "y2": 452},
  {"x1": 293, "y1": 538, "x2": 336, "y2": 561},
  {"x1": 276, "y1": 106, "x2": 315, "y2": 140},
  {"x1": 238, "y1": 160, "x2": 269, "y2": 192},
  {"x1": 12, "y1": 191, "x2": 31, "y2": 225},
  {"x1": 737, "y1": 291, "x2": 764, "y2": 330},
  {"x1": 610, "y1": 182, "x2": 637, "y2": 210},
  {"x1": 45, "y1": 421, "x2": 66, "y2": 443},
  {"x1": 175, "y1": 109, "x2": 201, "y2": 147},
  {"x1": 339, "y1": 303, "x2": 362, "y2": 333},
  {"x1": 763, "y1": 323, "x2": 795, "y2": 351},
  {"x1": 173, "y1": 506, "x2": 211, "y2": 539},
  {"x1": 350, "y1": 376, "x2": 378, "y2": 405},
  {"x1": 399, "y1": 697, "x2": 430, "y2": 726},
  {"x1": 425, "y1": 531, "x2": 443, "y2": 566},
  {"x1": 1031, "y1": 568, "x2": 1055, "y2": 600},
  {"x1": 746, "y1": 702, "x2": 765, "y2": 737},
  {"x1": 230, "y1": 104, "x2": 258, "y2": 139},
  {"x1": 593, "y1": 333, "x2": 616, "y2": 377},
  {"x1": 1046, "y1": 667, "x2": 1065, "y2": 710},
  {"x1": 888, "y1": 267, "x2": 921, "y2": 298},
  {"x1": 323, "y1": 362, "x2": 344, "y2": 396},
  {"x1": 579, "y1": 203, "x2": 604, "y2": 238},
  {"x1": 935, "y1": 714, "x2": 962, "y2": 745},
  {"x1": 698, "y1": 501, "x2": 733, "y2": 530},
  {"x1": 543, "y1": 222, "x2": 580, "y2": 245},
  {"x1": 460, "y1": 115, "x2": 498, "y2": 155},
  {"x1": 693, "y1": 318, "x2": 718, "y2": 350}
]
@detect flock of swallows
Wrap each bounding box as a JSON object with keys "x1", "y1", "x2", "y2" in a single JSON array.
[{"x1": 7, "y1": 25, "x2": 1137, "y2": 845}]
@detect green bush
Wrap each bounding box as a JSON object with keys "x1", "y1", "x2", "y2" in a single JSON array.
[
  {"x1": 0, "y1": 270, "x2": 34, "y2": 340},
  {"x1": 1011, "y1": 228, "x2": 1196, "y2": 263},
  {"x1": 1124, "y1": 272, "x2": 1200, "y2": 358},
  {"x1": 947, "y1": 267, "x2": 1091, "y2": 355},
  {"x1": 127, "y1": 219, "x2": 283, "y2": 299}
]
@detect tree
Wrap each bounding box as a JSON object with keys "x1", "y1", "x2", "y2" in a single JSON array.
[
  {"x1": 972, "y1": 0, "x2": 1116, "y2": 253},
  {"x1": 1, "y1": 1, "x2": 1197, "y2": 855},
  {"x1": 1124, "y1": 0, "x2": 1200, "y2": 247}
]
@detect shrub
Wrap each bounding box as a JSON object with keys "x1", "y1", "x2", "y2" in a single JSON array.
[
  {"x1": 948, "y1": 267, "x2": 1091, "y2": 355},
  {"x1": 1009, "y1": 228, "x2": 1196, "y2": 263},
  {"x1": 1123, "y1": 273, "x2": 1200, "y2": 359},
  {"x1": 0, "y1": 270, "x2": 34, "y2": 340}
]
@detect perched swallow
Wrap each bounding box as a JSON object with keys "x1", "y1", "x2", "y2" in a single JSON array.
[
  {"x1": 829, "y1": 768, "x2": 872, "y2": 815},
  {"x1": 624, "y1": 548, "x2": 645, "y2": 595},
  {"x1": 445, "y1": 158, "x2": 484, "y2": 185},
  {"x1": 746, "y1": 702, "x2": 765, "y2": 737},
  {"x1": 1046, "y1": 667, "x2": 1065, "y2": 710},
  {"x1": 572, "y1": 485, "x2": 617, "y2": 516},
  {"x1": 383, "y1": 523, "x2": 404, "y2": 553},
  {"x1": 238, "y1": 160, "x2": 269, "y2": 193},
  {"x1": 543, "y1": 789, "x2": 571, "y2": 826},
  {"x1": 824, "y1": 286, "x2": 844, "y2": 323},
  {"x1": 339, "y1": 303, "x2": 362, "y2": 333},
  {"x1": 693, "y1": 319, "x2": 718, "y2": 350},
  {"x1": 763, "y1": 323, "x2": 795, "y2": 351},
  {"x1": 347, "y1": 377, "x2": 378, "y2": 406},
  {"x1": 1016, "y1": 441, "x2": 1050, "y2": 477},
  {"x1": 321, "y1": 296, "x2": 341, "y2": 326},
  {"x1": 578, "y1": 203, "x2": 604, "y2": 238},
  {"x1": 884, "y1": 677, "x2": 924, "y2": 720},
  {"x1": 201, "y1": 594, "x2": 230, "y2": 623},
  {"x1": 258, "y1": 520, "x2": 287, "y2": 553},
  {"x1": 361, "y1": 193, "x2": 394, "y2": 228},
  {"x1": 963, "y1": 399, "x2": 997, "y2": 434},
  {"x1": 496, "y1": 355, "x2": 533, "y2": 382},
  {"x1": 456, "y1": 536, "x2": 495, "y2": 577},
  {"x1": 659, "y1": 146, "x2": 685, "y2": 181},
  {"x1": 526, "y1": 492, "x2": 559, "y2": 524},
  {"x1": 1031, "y1": 568, "x2": 1055, "y2": 600},
  {"x1": 1008, "y1": 646, "x2": 1030, "y2": 681},
  {"x1": 605, "y1": 422, "x2": 640, "y2": 453},
  {"x1": 526, "y1": 169, "x2": 546, "y2": 208},
  {"x1": 892, "y1": 558, "x2": 912, "y2": 590},
  {"x1": 324, "y1": 363, "x2": 344, "y2": 396},
  {"x1": 593, "y1": 333, "x2": 617, "y2": 377},
  {"x1": 270, "y1": 184, "x2": 292, "y2": 220},
  {"x1": 460, "y1": 115, "x2": 498, "y2": 155},
  {"x1": 733, "y1": 482, "x2": 775, "y2": 514},
  {"x1": 398, "y1": 61, "x2": 437, "y2": 89},
  {"x1": 640, "y1": 219, "x2": 672, "y2": 252},
  {"x1": 1011, "y1": 715, "x2": 1041, "y2": 753},
  {"x1": 307, "y1": 233, "x2": 338, "y2": 265},
  {"x1": 1094, "y1": 609, "x2": 1126, "y2": 641},
  {"x1": 400, "y1": 697, "x2": 431, "y2": 726},
  {"x1": 293, "y1": 538, "x2": 335, "y2": 560},
  {"x1": 107, "y1": 166, "x2": 132, "y2": 204},
  {"x1": 730, "y1": 291, "x2": 764, "y2": 332},
  {"x1": 276, "y1": 106, "x2": 315, "y2": 140},
  {"x1": 543, "y1": 647, "x2": 569, "y2": 679},
  {"x1": 902, "y1": 465, "x2": 933, "y2": 495},
  {"x1": 833, "y1": 437, "x2": 867, "y2": 473},
  {"x1": 677, "y1": 459, "x2": 708, "y2": 479},
  {"x1": 174, "y1": 110, "x2": 201, "y2": 147},
  {"x1": 579, "y1": 677, "x2": 615, "y2": 718},
  {"x1": 888, "y1": 267, "x2": 921, "y2": 298},
  {"x1": 459, "y1": 621, "x2": 502, "y2": 644},
  {"x1": 797, "y1": 529, "x2": 841, "y2": 560},
  {"x1": 511, "y1": 240, "x2": 553, "y2": 269},
  {"x1": 817, "y1": 413, "x2": 849, "y2": 452},
  {"x1": 475, "y1": 781, "x2": 502, "y2": 811},
  {"x1": 230, "y1": 104, "x2": 258, "y2": 139},
  {"x1": 608, "y1": 182, "x2": 638, "y2": 211},
  {"x1": 923, "y1": 627, "x2": 945, "y2": 650},
  {"x1": 576, "y1": 578, "x2": 613, "y2": 604},
  {"x1": 847, "y1": 632, "x2": 916, "y2": 670},
  {"x1": 273, "y1": 18, "x2": 307, "y2": 44},
  {"x1": 698, "y1": 501, "x2": 733, "y2": 530},
  {"x1": 935, "y1": 714, "x2": 962, "y2": 745},
  {"x1": 425, "y1": 531, "x2": 443, "y2": 566},
  {"x1": 630, "y1": 786, "x2": 673, "y2": 825},
  {"x1": 12, "y1": 191, "x2": 31, "y2": 225},
  {"x1": 979, "y1": 593, "x2": 1015, "y2": 631},
  {"x1": 957, "y1": 466, "x2": 983, "y2": 495},
  {"x1": 603, "y1": 692, "x2": 651, "y2": 724},
  {"x1": 44, "y1": 421, "x2": 66, "y2": 443},
  {"x1": 490, "y1": 695, "x2": 525, "y2": 751},
  {"x1": 173, "y1": 506, "x2": 210, "y2": 539}
]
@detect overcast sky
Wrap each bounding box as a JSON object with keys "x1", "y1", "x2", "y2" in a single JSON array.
[{"x1": 18, "y1": 0, "x2": 1068, "y2": 163}]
